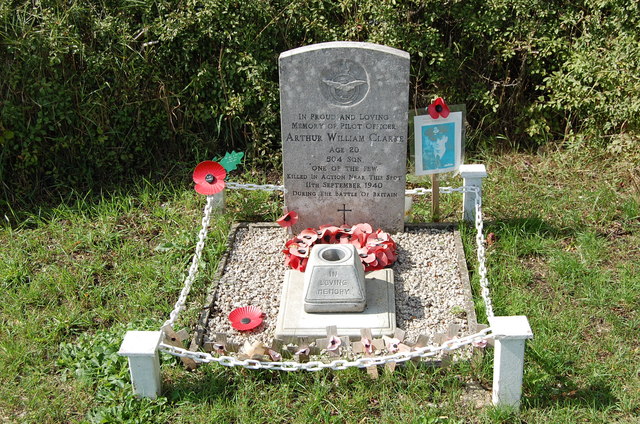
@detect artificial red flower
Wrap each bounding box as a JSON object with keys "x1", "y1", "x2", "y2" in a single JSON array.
[
  {"x1": 299, "y1": 228, "x2": 319, "y2": 245},
  {"x1": 284, "y1": 254, "x2": 301, "y2": 270},
  {"x1": 358, "y1": 247, "x2": 377, "y2": 264},
  {"x1": 193, "y1": 161, "x2": 226, "y2": 195},
  {"x1": 282, "y1": 223, "x2": 397, "y2": 272},
  {"x1": 228, "y1": 306, "x2": 264, "y2": 331},
  {"x1": 318, "y1": 225, "x2": 341, "y2": 243},
  {"x1": 289, "y1": 243, "x2": 310, "y2": 258},
  {"x1": 353, "y1": 223, "x2": 373, "y2": 233},
  {"x1": 276, "y1": 210, "x2": 298, "y2": 227},
  {"x1": 427, "y1": 97, "x2": 450, "y2": 119}
]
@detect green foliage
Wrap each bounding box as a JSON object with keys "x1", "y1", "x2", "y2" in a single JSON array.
[
  {"x1": 1, "y1": 0, "x2": 638, "y2": 204},
  {"x1": 58, "y1": 320, "x2": 171, "y2": 423}
]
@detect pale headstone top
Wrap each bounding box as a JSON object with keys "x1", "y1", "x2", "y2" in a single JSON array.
[{"x1": 280, "y1": 42, "x2": 410, "y2": 233}]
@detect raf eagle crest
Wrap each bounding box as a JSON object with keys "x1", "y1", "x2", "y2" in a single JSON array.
[{"x1": 319, "y1": 60, "x2": 369, "y2": 106}]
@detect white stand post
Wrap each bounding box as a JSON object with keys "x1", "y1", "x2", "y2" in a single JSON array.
[
  {"x1": 489, "y1": 316, "x2": 533, "y2": 409},
  {"x1": 459, "y1": 164, "x2": 487, "y2": 223},
  {"x1": 212, "y1": 191, "x2": 225, "y2": 210},
  {"x1": 118, "y1": 331, "x2": 163, "y2": 399}
]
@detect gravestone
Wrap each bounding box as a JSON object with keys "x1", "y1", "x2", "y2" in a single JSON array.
[
  {"x1": 275, "y1": 42, "x2": 408, "y2": 339},
  {"x1": 280, "y1": 42, "x2": 410, "y2": 233}
]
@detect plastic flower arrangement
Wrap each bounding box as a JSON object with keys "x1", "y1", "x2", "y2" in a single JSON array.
[{"x1": 283, "y1": 223, "x2": 397, "y2": 272}]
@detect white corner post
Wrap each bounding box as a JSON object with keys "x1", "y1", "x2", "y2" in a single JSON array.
[
  {"x1": 118, "y1": 331, "x2": 163, "y2": 399},
  {"x1": 489, "y1": 316, "x2": 533, "y2": 409},
  {"x1": 459, "y1": 164, "x2": 487, "y2": 222},
  {"x1": 212, "y1": 191, "x2": 225, "y2": 210}
]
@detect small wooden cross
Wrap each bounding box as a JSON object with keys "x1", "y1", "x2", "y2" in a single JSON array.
[
  {"x1": 286, "y1": 337, "x2": 313, "y2": 362},
  {"x1": 204, "y1": 333, "x2": 238, "y2": 355},
  {"x1": 161, "y1": 324, "x2": 197, "y2": 370},
  {"x1": 352, "y1": 328, "x2": 385, "y2": 379},
  {"x1": 382, "y1": 329, "x2": 411, "y2": 373},
  {"x1": 434, "y1": 323, "x2": 461, "y2": 368},
  {"x1": 411, "y1": 334, "x2": 430, "y2": 364},
  {"x1": 316, "y1": 326, "x2": 349, "y2": 357},
  {"x1": 267, "y1": 338, "x2": 284, "y2": 362},
  {"x1": 473, "y1": 324, "x2": 492, "y2": 347},
  {"x1": 238, "y1": 340, "x2": 267, "y2": 360}
]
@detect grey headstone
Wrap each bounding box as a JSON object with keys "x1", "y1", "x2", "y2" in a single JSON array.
[{"x1": 280, "y1": 42, "x2": 410, "y2": 233}]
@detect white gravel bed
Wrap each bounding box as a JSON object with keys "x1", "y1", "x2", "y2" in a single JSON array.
[{"x1": 206, "y1": 224, "x2": 474, "y2": 350}]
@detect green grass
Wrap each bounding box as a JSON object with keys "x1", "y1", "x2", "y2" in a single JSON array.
[{"x1": 1, "y1": 148, "x2": 639, "y2": 423}]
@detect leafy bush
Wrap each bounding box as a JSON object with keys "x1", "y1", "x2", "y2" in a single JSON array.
[{"x1": 1, "y1": 0, "x2": 638, "y2": 203}]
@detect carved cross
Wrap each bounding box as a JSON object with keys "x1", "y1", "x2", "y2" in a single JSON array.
[
  {"x1": 267, "y1": 338, "x2": 284, "y2": 362},
  {"x1": 337, "y1": 204, "x2": 353, "y2": 225},
  {"x1": 411, "y1": 333, "x2": 430, "y2": 364}
]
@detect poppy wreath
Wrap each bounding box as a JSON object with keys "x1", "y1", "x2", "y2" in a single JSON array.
[{"x1": 283, "y1": 223, "x2": 397, "y2": 272}]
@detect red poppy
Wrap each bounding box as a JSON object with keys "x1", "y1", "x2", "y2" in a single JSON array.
[
  {"x1": 358, "y1": 247, "x2": 377, "y2": 264},
  {"x1": 353, "y1": 223, "x2": 373, "y2": 233},
  {"x1": 299, "y1": 228, "x2": 319, "y2": 245},
  {"x1": 283, "y1": 223, "x2": 397, "y2": 272},
  {"x1": 276, "y1": 210, "x2": 298, "y2": 227},
  {"x1": 289, "y1": 243, "x2": 310, "y2": 258},
  {"x1": 284, "y1": 254, "x2": 301, "y2": 270},
  {"x1": 427, "y1": 97, "x2": 450, "y2": 119},
  {"x1": 193, "y1": 161, "x2": 226, "y2": 195},
  {"x1": 318, "y1": 225, "x2": 341, "y2": 243},
  {"x1": 228, "y1": 306, "x2": 264, "y2": 331}
]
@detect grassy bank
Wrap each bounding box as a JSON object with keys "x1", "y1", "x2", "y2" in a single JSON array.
[{"x1": 1, "y1": 147, "x2": 638, "y2": 423}]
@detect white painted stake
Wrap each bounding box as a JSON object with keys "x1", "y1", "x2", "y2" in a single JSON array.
[
  {"x1": 118, "y1": 331, "x2": 163, "y2": 399},
  {"x1": 459, "y1": 164, "x2": 487, "y2": 222},
  {"x1": 489, "y1": 316, "x2": 533, "y2": 409}
]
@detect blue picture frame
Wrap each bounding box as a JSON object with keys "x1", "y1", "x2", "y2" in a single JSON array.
[{"x1": 413, "y1": 111, "x2": 462, "y2": 175}]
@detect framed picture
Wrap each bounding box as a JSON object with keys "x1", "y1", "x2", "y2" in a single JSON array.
[{"x1": 413, "y1": 111, "x2": 463, "y2": 175}]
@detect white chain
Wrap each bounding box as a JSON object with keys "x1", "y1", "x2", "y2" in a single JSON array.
[
  {"x1": 158, "y1": 328, "x2": 494, "y2": 370},
  {"x1": 471, "y1": 186, "x2": 494, "y2": 318},
  {"x1": 405, "y1": 185, "x2": 494, "y2": 318},
  {"x1": 163, "y1": 195, "x2": 216, "y2": 328},
  {"x1": 226, "y1": 182, "x2": 286, "y2": 192}
]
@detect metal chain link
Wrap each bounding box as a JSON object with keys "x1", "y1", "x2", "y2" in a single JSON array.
[
  {"x1": 163, "y1": 195, "x2": 216, "y2": 328},
  {"x1": 405, "y1": 185, "x2": 494, "y2": 318},
  {"x1": 158, "y1": 328, "x2": 494, "y2": 370},
  {"x1": 226, "y1": 182, "x2": 286, "y2": 192},
  {"x1": 472, "y1": 186, "x2": 494, "y2": 318}
]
